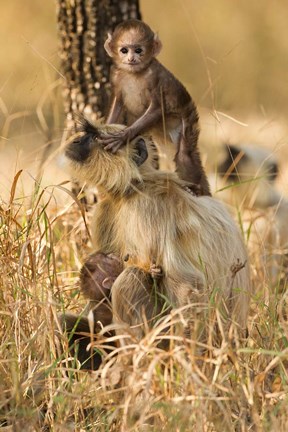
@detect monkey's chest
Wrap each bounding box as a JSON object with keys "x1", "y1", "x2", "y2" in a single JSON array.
[
  {"x1": 115, "y1": 196, "x2": 172, "y2": 264},
  {"x1": 121, "y1": 78, "x2": 150, "y2": 117}
]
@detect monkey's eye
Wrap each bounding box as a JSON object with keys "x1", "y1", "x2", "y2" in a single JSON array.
[
  {"x1": 120, "y1": 47, "x2": 128, "y2": 54},
  {"x1": 135, "y1": 47, "x2": 143, "y2": 54}
]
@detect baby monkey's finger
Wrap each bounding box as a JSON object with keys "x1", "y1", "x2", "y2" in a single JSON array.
[{"x1": 104, "y1": 140, "x2": 123, "y2": 153}]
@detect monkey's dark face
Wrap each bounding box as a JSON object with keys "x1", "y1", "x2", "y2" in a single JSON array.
[
  {"x1": 65, "y1": 133, "x2": 95, "y2": 163},
  {"x1": 65, "y1": 119, "x2": 104, "y2": 163},
  {"x1": 64, "y1": 121, "x2": 156, "y2": 195},
  {"x1": 218, "y1": 144, "x2": 279, "y2": 183},
  {"x1": 65, "y1": 125, "x2": 148, "y2": 168}
]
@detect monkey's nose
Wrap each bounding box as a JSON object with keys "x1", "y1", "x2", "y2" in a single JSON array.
[{"x1": 128, "y1": 57, "x2": 136, "y2": 63}]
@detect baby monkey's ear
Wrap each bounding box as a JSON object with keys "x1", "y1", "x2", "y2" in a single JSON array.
[
  {"x1": 132, "y1": 138, "x2": 148, "y2": 166},
  {"x1": 104, "y1": 33, "x2": 113, "y2": 57},
  {"x1": 153, "y1": 33, "x2": 162, "y2": 57}
]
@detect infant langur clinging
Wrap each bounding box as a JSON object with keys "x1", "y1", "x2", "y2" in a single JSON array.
[
  {"x1": 60, "y1": 122, "x2": 251, "y2": 369},
  {"x1": 100, "y1": 19, "x2": 210, "y2": 196}
]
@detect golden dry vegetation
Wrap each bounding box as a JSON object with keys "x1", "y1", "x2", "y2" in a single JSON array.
[{"x1": 0, "y1": 1, "x2": 288, "y2": 430}]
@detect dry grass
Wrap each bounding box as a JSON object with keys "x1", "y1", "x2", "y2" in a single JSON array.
[
  {"x1": 0, "y1": 160, "x2": 288, "y2": 431},
  {"x1": 1, "y1": 2, "x2": 288, "y2": 430}
]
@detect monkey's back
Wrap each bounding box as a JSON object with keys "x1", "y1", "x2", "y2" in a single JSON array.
[{"x1": 97, "y1": 173, "x2": 250, "y2": 327}]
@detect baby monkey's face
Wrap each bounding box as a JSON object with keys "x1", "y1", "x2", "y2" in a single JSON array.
[{"x1": 115, "y1": 30, "x2": 154, "y2": 73}]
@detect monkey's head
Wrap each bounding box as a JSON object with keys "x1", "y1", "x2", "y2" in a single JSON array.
[
  {"x1": 217, "y1": 143, "x2": 280, "y2": 208},
  {"x1": 65, "y1": 121, "x2": 158, "y2": 196},
  {"x1": 219, "y1": 144, "x2": 279, "y2": 183},
  {"x1": 104, "y1": 19, "x2": 162, "y2": 73}
]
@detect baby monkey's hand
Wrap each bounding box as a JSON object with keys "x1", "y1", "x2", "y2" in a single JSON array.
[
  {"x1": 150, "y1": 263, "x2": 163, "y2": 280},
  {"x1": 98, "y1": 129, "x2": 131, "y2": 153}
]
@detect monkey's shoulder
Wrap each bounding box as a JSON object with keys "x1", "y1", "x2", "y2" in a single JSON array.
[
  {"x1": 129, "y1": 178, "x2": 235, "y2": 226},
  {"x1": 146, "y1": 60, "x2": 191, "y2": 104},
  {"x1": 128, "y1": 177, "x2": 195, "y2": 212},
  {"x1": 155, "y1": 61, "x2": 192, "y2": 106}
]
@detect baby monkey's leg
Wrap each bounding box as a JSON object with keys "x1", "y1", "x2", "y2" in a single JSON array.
[{"x1": 175, "y1": 119, "x2": 211, "y2": 196}]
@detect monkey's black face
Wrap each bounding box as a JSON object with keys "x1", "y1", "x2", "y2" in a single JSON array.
[
  {"x1": 65, "y1": 119, "x2": 102, "y2": 163},
  {"x1": 266, "y1": 161, "x2": 279, "y2": 181},
  {"x1": 218, "y1": 145, "x2": 248, "y2": 181},
  {"x1": 218, "y1": 144, "x2": 279, "y2": 183},
  {"x1": 66, "y1": 133, "x2": 148, "y2": 167},
  {"x1": 65, "y1": 134, "x2": 95, "y2": 163}
]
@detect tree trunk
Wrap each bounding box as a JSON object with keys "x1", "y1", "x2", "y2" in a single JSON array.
[{"x1": 56, "y1": 0, "x2": 141, "y2": 130}]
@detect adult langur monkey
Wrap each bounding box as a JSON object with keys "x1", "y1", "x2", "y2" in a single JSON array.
[{"x1": 60, "y1": 121, "x2": 250, "y2": 368}]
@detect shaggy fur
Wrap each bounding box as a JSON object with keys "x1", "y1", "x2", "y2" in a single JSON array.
[{"x1": 65, "y1": 123, "x2": 251, "y2": 342}]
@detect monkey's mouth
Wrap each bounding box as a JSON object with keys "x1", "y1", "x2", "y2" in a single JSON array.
[
  {"x1": 122, "y1": 63, "x2": 144, "y2": 72},
  {"x1": 125, "y1": 62, "x2": 140, "y2": 67}
]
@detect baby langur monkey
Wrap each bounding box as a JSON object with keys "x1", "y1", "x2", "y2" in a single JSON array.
[
  {"x1": 58, "y1": 251, "x2": 123, "y2": 370},
  {"x1": 63, "y1": 121, "x2": 250, "y2": 362},
  {"x1": 100, "y1": 19, "x2": 210, "y2": 196}
]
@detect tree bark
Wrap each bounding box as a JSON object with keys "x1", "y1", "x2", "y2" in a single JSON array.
[{"x1": 56, "y1": 0, "x2": 141, "y2": 129}]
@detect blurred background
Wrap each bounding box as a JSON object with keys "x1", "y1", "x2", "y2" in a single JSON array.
[{"x1": 0, "y1": 0, "x2": 287, "y2": 201}]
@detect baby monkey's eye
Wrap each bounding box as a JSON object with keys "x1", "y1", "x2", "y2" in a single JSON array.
[
  {"x1": 135, "y1": 47, "x2": 143, "y2": 54},
  {"x1": 120, "y1": 47, "x2": 128, "y2": 54}
]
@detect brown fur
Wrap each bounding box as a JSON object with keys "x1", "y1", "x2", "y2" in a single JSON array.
[
  {"x1": 64, "y1": 123, "x2": 251, "y2": 346},
  {"x1": 79, "y1": 251, "x2": 123, "y2": 327},
  {"x1": 57, "y1": 251, "x2": 122, "y2": 370},
  {"x1": 101, "y1": 19, "x2": 211, "y2": 196}
]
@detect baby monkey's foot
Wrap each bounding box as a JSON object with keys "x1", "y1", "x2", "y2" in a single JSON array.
[
  {"x1": 150, "y1": 263, "x2": 163, "y2": 280},
  {"x1": 183, "y1": 184, "x2": 201, "y2": 197},
  {"x1": 98, "y1": 130, "x2": 129, "y2": 153}
]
